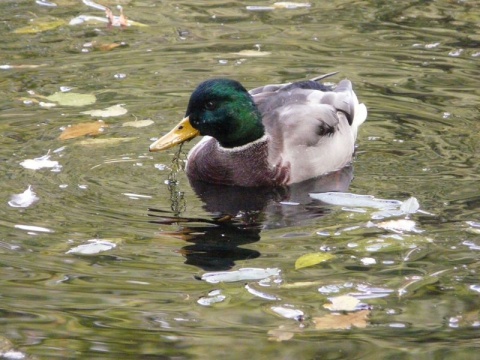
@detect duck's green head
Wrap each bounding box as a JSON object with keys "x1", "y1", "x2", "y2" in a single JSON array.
[{"x1": 149, "y1": 79, "x2": 264, "y2": 151}]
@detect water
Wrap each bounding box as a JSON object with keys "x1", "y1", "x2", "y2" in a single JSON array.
[{"x1": 1, "y1": 0, "x2": 479, "y2": 358}]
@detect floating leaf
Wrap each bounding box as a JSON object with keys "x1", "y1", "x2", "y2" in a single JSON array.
[
  {"x1": 314, "y1": 310, "x2": 370, "y2": 330},
  {"x1": 400, "y1": 197, "x2": 420, "y2": 214},
  {"x1": 122, "y1": 119, "x2": 154, "y2": 128},
  {"x1": 15, "y1": 224, "x2": 53, "y2": 233},
  {"x1": 232, "y1": 50, "x2": 271, "y2": 57},
  {"x1": 0, "y1": 64, "x2": 48, "y2": 70},
  {"x1": 197, "y1": 290, "x2": 226, "y2": 306},
  {"x1": 81, "y1": 104, "x2": 127, "y2": 118},
  {"x1": 76, "y1": 137, "x2": 136, "y2": 146},
  {"x1": 323, "y1": 295, "x2": 360, "y2": 311},
  {"x1": 94, "y1": 42, "x2": 127, "y2": 51},
  {"x1": 247, "y1": 2, "x2": 311, "y2": 11},
  {"x1": 39, "y1": 101, "x2": 57, "y2": 108},
  {"x1": 271, "y1": 306, "x2": 304, "y2": 320},
  {"x1": 376, "y1": 219, "x2": 420, "y2": 233},
  {"x1": 8, "y1": 186, "x2": 39, "y2": 208},
  {"x1": 273, "y1": 2, "x2": 311, "y2": 9},
  {"x1": 46, "y1": 92, "x2": 96, "y2": 107},
  {"x1": 66, "y1": 239, "x2": 117, "y2": 255},
  {"x1": 59, "y1": 121, "x2": 108, "y2": 140},
  {"x1": 14, "y1": 18, "x2": 66, "y2": 34},
  {"x1": 69, "y1": 14, "x2": 147, "y2": 27},
  {"x1": 200, "y1": 267, "x2": 281, "y2": 284},
  {"x1": 295, "y1": 252, "x2": 335, "y2": 270},
  {"x1": 20, "y1": 153, "x2": 61, "y2": 171},
  {"x1": 310, "y1": 192, "x2": 401, "y2": 209}
]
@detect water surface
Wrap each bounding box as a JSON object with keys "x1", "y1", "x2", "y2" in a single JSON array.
[{"x1": 1, "y1": 0, "x2": 479, "y2": 359}]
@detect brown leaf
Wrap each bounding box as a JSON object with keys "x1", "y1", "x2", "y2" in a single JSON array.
[
  {"x1": 313, "y1": 310, "x2": 370, "y2": 330},
  {"x1": 59, "y1": 121, "x2": 108, "y2": 140},
  {"x1": 94, "y1": 42, "x2": 126, "y2": 51}
]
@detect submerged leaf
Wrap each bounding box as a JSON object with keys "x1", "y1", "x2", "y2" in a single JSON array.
[
  {"x1": 314, "y1": 310, "x2": 370, "y2": 330},
  {"x1": 295, "y1": 252, "x2": 335, "y2": 270},
  {"x1": 268, "y1": 326, "x2": 295, "y2": 342},
  {"x1": 14, "y1": 18, "x2": 66, "y2": 34},
  {"x1": 46, "y1": 92, "x2": 96, "y2": 107},
  {"x1": 59, "y1": 121, "x2": 108, "y2": 140}
]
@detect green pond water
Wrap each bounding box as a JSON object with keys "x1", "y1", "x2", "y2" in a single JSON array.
[{"x1": 1, "y1": 0, "x2": 479, "y2": 359}]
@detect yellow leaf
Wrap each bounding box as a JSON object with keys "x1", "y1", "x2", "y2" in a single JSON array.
[
  {"x1": 46, "y1": 92, "x2": 97, "y2": 107},
  {"x1": 59, "y1": 121, "x2": 108, "y2": 140},
  {"x1": 313, "y1": 310, "x2": 370, "y2": 330},
  {"x1": 122, "y1": 119, "x2": 154, "y2": 128},
  {"x1": 295, "y1": 252, "x2": 335, "y2": 270},
  {"x1": 81, "y1": 104, "x2": 127, "y2": 118}
]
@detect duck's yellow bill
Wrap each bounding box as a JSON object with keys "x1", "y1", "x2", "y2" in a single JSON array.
[{"x1": 149, "y1": 116, "x2": 200, "y2": 152}]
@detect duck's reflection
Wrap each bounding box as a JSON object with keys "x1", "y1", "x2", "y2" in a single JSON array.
[{"x1": 149, "y1": 166, "x2": 353, "y2": 270}]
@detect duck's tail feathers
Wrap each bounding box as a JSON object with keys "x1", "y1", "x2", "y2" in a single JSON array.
[
  {"x1": 310, "y1": 72, "x2": 339, "y2": 82},
  {"x1": 353, "y1": 103, "x2": 367, "y2": 129}
]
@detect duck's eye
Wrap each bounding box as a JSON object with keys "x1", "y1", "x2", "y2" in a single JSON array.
[{"x1": 204, "y1": 100, "x2": 216, "y2": 111}]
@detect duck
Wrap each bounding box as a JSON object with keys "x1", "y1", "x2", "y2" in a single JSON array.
[{"x1": 149, "y1": 73, "x2": 367, "y2": 187}]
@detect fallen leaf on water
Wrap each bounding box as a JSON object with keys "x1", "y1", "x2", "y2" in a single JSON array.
[
  {"x1": 200, "y1": 267, "x2": 281, "y2": 284},
  {"x1": 76, "y1": 137, "x2": 136, "y2": 146},
  {"x1": 0, "y1": 64, "x2": 48, "y2": 70},
  {"x1": 39, "y1": 101, "x2": 57, "y2": 108},
  {"x1": 323, "y1": 295, "x2": 360, "y2": 311},
  {"x1": 66, "y1": 239, "x2": 118, "y2": 255},
  {"x1": 46, "y1": 92, "x2": 96, "y2": 107},
  {"x1": 14, "y1": 18, "x2": 66, "y2": 34},
  {"x1": 20, "y1": 153, "x2": 62, "y2": 171},
  {"x1": 295, "y1": 252, "x2": 335, "y2": 270},
  {"x1": 400, "y1": 197, "x2": 420, "y2": 214},
  {"x1": 247, "y1": 2, "x2": 311, "y2": 11},
  {"x1": 273, "y1": 2, "x2": 311, "y2": 9},
  {"x1": 94, "y1": 42, "x2": 127, "y2": 51},
  {"x1": 59, "y1": 121, "x2": 108, "y2": 140},
  {"x1": 232, "y1": 50, "x2": 271, "y2": 57},
  {"x1": 122, "y1": 119, "x2": 154, "y2": 128},
  {"x1": 69, "y1": 14, "x2": 147, "y2": 27},
  {"x1": 8, "y1": 185, "x2": 39, "y2": 208},
  {"x1": 376, "y1": 219, "x2": 420, "y2": 233},
  {"x1": 81, "y1": 104, "x2": 127, "y2": 118},
  {"x1": 313, "y1": 310, "x2": 370, "y2": 330}
]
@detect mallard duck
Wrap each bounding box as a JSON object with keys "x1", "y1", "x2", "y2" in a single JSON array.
[{"x1": 149, "y1": 73, "x2": 367, "y2": 187}]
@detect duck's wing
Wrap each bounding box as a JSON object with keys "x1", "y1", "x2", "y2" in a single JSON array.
[
  {"x1": 248, "y1": 72, "x2": 339, "y2": 95},
  {"x1": 251, "y1": 78, "x2": 367, "y2": 183}
]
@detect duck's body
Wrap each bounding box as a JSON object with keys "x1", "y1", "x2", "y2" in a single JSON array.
[{"x1": 150, "y1": 73, "x2": 367, "y2": 187}]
